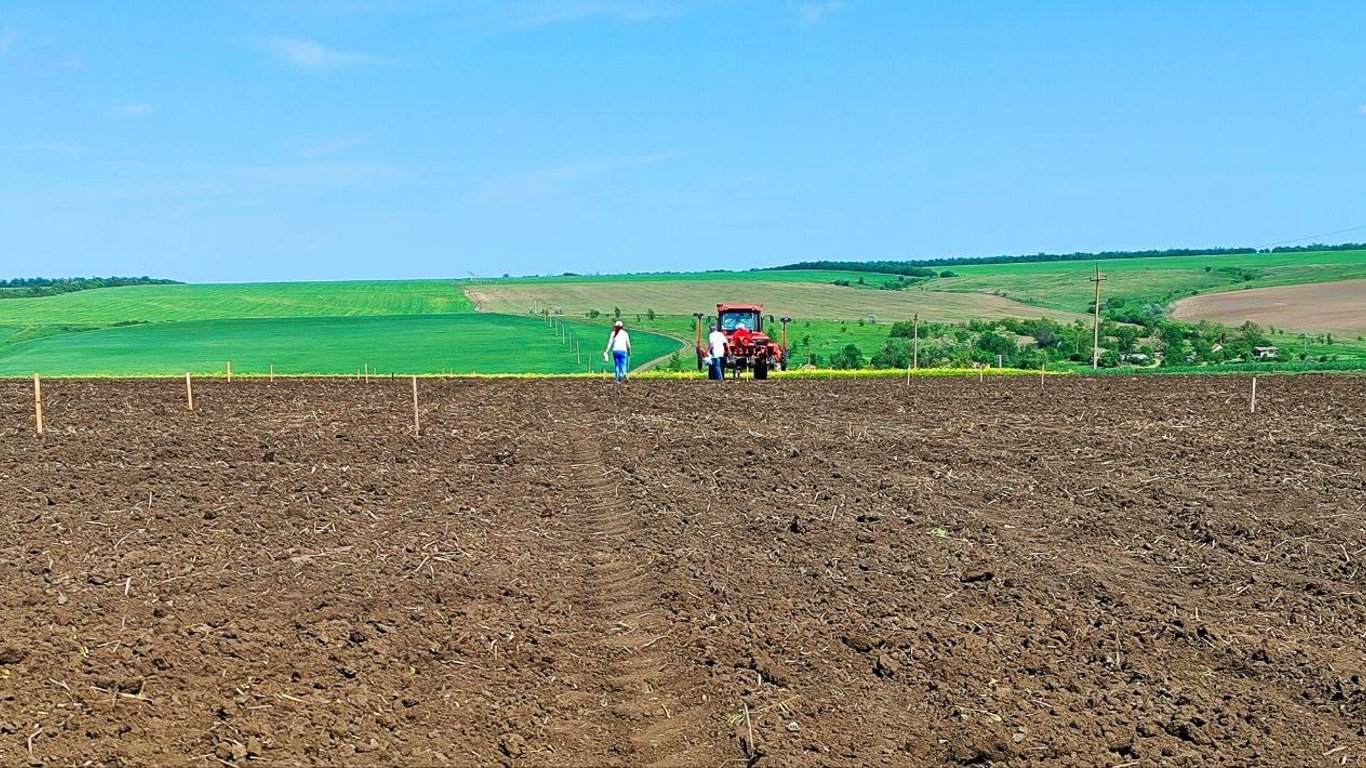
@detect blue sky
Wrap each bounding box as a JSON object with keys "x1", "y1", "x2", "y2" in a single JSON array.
[{"x1": 2, "y1": 1, "x2": 1364, "y2": 282}]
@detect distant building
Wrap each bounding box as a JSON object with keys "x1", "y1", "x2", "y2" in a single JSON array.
[{"x1": 1254, "y1": 346, "x2": 1279, "y2": 359}]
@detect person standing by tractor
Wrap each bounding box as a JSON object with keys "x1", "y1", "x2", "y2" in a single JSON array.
[
  {"x1": 707, "y1": 325, "x2": 728, "y2": 381},
  {"x1": 603, "y1": 320, "x2": 632, "y2": 384}
]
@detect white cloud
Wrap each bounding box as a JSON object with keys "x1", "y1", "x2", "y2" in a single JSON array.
[
  {"x1": 1357, "y1": 103, "x2": 1366, "y2": 117},
  {"x1": 253, "y1": 36, "x2": 379, "y2": 70},
  {"x1": 0, "y1": 26, "x2": 20, "y2": 55},
  {"x1": 789, "y1": 0, "x2": 845, "y2": 27},
  {"x1": 111, "y1": 103, "x2": 155, "y2": 119}
]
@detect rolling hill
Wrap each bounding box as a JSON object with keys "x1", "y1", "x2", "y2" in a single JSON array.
[{"x1": 2, "y1": 248, "x2": 1364, "y2": 376}]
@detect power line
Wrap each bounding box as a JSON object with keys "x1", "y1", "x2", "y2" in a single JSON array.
[{"x1": 1264, "y1": 223, "x2": 1366, "y2": 248}]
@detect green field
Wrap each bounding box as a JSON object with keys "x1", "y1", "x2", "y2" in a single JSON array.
[
  {"x1": 2, "y1": 248, "x2": 1363, "y2": 376},
  {"x1": 0, "y1": 314, "x2": 679, "y2": 377},
  {"x1": 0, "y1": 280, "x2": 473, "y2": 327},
  {"x1": 933, "y1": 249, "x2": 1366, "y2": 312}
]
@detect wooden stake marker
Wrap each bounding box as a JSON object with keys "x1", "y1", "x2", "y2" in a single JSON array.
[
  {"x1": 1090, "y1": 264, "x2": 1106, "y2": 370},
  {"x1": 1250, "y1": 376, "x2": 1258, "y2": 413},
  {"x1": 270, "y1": 364, "x2": 275, "y2": 383},
  {"x1": 364, "y1": 364, "x2": 370, "y2": 384},
  {"x1": 411, "y1": 376, "x2": 420, "y2": 437},
  {"x1": 226, "y1": 361, "x2": 232, "y2": 382},
  {"x1": 912, "y1": 313, "x2": 920, "y2": 370},
  {"x1": 185, "y1": 372, "x2": 194, "y2": 411},
  {"x1": 33, "y1": 373, "x2": 44, "y2": 435}
]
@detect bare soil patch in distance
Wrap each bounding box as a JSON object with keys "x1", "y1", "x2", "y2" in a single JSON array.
[
  {"x1": 1172, "y1": 277, "x2": 1366, "y2": 334},
  {"x1": 467, "y1": 279, "x2": 1087, "y2": 324},
  {"x1": 1, "y1": 376, "x2": 1363, "y2": 766}
]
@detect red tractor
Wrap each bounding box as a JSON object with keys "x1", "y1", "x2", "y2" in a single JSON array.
[{"x1": 694, "y1": 303, "x2": 792, "y2": 379}]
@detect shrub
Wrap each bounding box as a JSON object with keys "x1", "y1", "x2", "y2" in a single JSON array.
[{"x1": 830, "y1": 343, "x2": 865, "y2": 369}]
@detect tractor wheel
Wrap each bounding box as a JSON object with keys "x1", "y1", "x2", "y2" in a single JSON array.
[{"x1": 754, "y1": 361, "x2": 769, "y2": 380}]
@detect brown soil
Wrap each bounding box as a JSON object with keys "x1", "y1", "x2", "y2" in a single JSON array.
[
  {"x1": 2, "y1": 376, "x2": 1364, "y2": 766},
  {"x1": 1172, "y1": 278, "x2": 1366, "y2": 334},
  {"x1": 465, "y1": 280, "x2": 1087, "y2": 325}
]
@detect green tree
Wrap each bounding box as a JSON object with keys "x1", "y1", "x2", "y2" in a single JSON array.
[
  {"x1": 1237, "y1": 320, "x2": 1268, "y2": 346},
  {"x1": 1158, "y1": 323, "x2": 1186, "y2": 364},
  {"x1": 831, "y1": 343, "x2": 865, "y2": 369},
  {"x1": 973, "y1": 330, "x2": 1018, "y2": 362},
  {"x1": 870, "y1": 340, "x2": 909, "y2": 369},
  {"x1": 1113, "y1": 325, "x2": 1143, "y2": 355},
  {"x1": 889, "y1": 320, "x2": 917, "y2": 338}
]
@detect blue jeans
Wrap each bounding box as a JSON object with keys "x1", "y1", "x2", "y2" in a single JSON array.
[
  {"x1": 709, "y1": 357, "x2": 725, "y2": 380},
  {"x1": 612, "y1": 351, "x2": 629, "y2": 382}
]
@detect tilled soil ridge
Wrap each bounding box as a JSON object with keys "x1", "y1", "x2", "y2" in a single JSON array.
[{"x1": 0, "y1": 376, "x2": 1363, "y2": 766}]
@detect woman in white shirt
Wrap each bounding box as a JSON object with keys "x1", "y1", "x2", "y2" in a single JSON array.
[{"x1": 603, "y1": 320, "x2": 632, "y2": 383}]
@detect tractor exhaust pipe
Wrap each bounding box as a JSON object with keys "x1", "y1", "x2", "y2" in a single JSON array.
[
  {"x1": 693, "y1": 312, "x2": 706, "y2": 371},
  {"x1": 780, "y1": 316, "x2": 792, "y2": 368}
]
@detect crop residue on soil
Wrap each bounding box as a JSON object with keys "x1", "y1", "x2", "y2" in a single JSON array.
[{"x1": 1, "y1": 377, "x2": 1363, "y2": 766}]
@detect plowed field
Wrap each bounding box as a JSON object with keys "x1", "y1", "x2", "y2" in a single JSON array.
[
  {"x1": 1171, "y1": 278, "x2": 1366, "y2": 334},
  {"x1": 2, "y1": 377, "x2": 1363, "y2": 766}
]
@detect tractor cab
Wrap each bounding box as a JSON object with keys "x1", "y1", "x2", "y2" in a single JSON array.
[{"x1": 718, "y1": 304, "x2": 767, "y2": 341}]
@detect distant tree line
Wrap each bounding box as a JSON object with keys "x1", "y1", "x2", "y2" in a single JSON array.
[
  {"x1": 1266, "y1": 242, "x2": 1366, "y2": 253},
  {"x1": 0, "y1": 276, "x2": 178, "y2": 298},
  {"x1": 774, "y1": 241, "x2": 1366, "y2": 276},
  {"x1": 771, "y1": 248, "x2": 1269, "y2": 275}
]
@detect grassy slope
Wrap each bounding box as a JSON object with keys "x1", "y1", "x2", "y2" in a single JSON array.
[
  {"x1": 486, "y1": 269, "x2": 883, "y2": 286},
  {"x1": 3, "y1": 251, "x2": 1362, "y2": 376},
  {"x1": 468, "y1": 276, "x2": 1083, "y2": 324},
  {"x1": 0, "y1": 314, "x2": 681, "y2": 376},
  {"x1": 934, "y1": 249, "x2": 1366, "y2": 312},
  {"x1": 0, "y1": 280, "x2": 474, "y2": 327}
]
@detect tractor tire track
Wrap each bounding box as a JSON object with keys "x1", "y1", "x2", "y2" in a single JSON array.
[{"x1": 545, "y1": 419, "x2": 721, "y2": 767}]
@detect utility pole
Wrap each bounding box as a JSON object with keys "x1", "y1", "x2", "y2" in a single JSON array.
[{"x1": 1090, "y1": 264, "x2": 1106, "y2": 370}]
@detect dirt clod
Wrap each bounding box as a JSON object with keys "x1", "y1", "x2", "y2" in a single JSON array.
[
  {"x1": 0, "y1": 646, "x2": 28, "y2": 665},
  {"x1": 961, "y1": 569, "x2": 994, "y2": 583},
  {"x1": 499, "y1": 733, "x2": 526, "y2": 759},
  {"x1": 874, "y1": 652, "x2": 901, "y2": 678}
]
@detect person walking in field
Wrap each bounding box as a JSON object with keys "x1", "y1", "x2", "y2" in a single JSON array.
[
  {"x1": 603, "y1": 320, "x2": 632, "y2": 384},
  {"x1": 707, "y1": 325, "x2": 728, "y2": 381}
]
